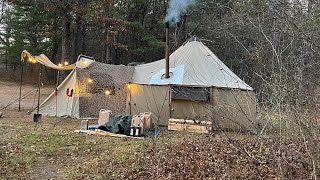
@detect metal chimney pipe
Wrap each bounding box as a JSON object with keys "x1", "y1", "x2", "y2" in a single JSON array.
[{"x1": 165, "y1": 22, "x2": 170, "y2": 79}]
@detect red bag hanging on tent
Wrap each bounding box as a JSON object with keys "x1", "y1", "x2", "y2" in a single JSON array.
[
  {"x1": 66, "y1": 88, "x2": 73, "y2": 97},
  {"x1": 69, "y1": 89, "x2": 73, "y2": 97}
]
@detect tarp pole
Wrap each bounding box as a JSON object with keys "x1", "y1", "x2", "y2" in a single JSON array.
[
  {"x1": 18, "y1": 61, "x2": 23, "y2": 111},
  {"x1": 55, "y1": 70, "x2": 60, "y2": 119},
  {"x1": 129, "y1": 83, "x2": 132, "y2": 115},
  {"x1": 37, "y1": 64, "x2": 42, "y2": 114}
]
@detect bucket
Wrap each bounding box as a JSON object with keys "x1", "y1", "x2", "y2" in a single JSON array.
[
  {"x1": 132, "y1": 115, "x2": 144, "y2": 134},
  {"x1": 135, "y1": 126, "x2": 142, "y2": 137},
  {"x1": 33, "y1": 114, "x2": 42, "y2": 122},
  {"x1": 81, "y1": 120, "x2": 88, "y2": 130},
  {"x1": 130, "y1": 126, "x2": 136, "y2": 136},
  {"x1": 98, "y1": 109, "x2": 112, "y2": 126}
]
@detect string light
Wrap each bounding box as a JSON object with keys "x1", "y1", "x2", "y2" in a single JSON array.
[
  {"x1": 127, "y1": 84, "x2": 131, "y2": 89},
  {"x1": 58, "y1": 63, "x2": 62, "y2": 67},
  {"x1": 32, "y1": 59, "x2": 37, "y2": 63},
  {"x1": 87, "y1": 78, "x2": 93, "y2": 83},
  {"x1": 105, "y1": 90, "x2": 111, "y2": 95},
  {"x1": 64, "y1": 61, "x2": 69, "y2": 66}
]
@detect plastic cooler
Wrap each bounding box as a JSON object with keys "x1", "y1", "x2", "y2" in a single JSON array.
[{"x1": 132, "y1": 115, "x2": 144, "y2": 133}]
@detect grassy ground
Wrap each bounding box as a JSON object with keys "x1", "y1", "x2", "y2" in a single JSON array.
[
  {"x1": 0, "y1": 110, "x2": 319, "y2": 179},
  {"x1": 0, "y1": 111, "x2": 205, "y2": 179},
  {"x1": 0, "y1": 80, "x2": 318, "y2": 179}
]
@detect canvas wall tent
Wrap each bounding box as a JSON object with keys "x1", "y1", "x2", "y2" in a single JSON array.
[
  {"x1": 35, "y1": 57, "x2": 134, "y2": 118},
  {"x1": 129, "y1": 37, "x2": 257, "y2": 132}
]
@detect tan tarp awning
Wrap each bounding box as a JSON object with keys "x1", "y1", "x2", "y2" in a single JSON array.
[{"x1": 21, "y1": 50, "x2": 76, "y2": 70}]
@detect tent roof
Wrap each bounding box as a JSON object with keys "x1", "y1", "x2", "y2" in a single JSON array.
[{"x1": 132, "y1": 38, "x2": 253, "y2": 90}]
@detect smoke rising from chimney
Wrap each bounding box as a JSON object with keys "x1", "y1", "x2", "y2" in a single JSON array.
[{"x1": 165, "y1": 0, "x2": 196, "y2": 25}]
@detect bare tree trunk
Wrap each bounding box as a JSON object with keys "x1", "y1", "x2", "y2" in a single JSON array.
[
  {"x1": 105, "y1": 31, "x2": 112, "y2": 64},
  {"x1": 105, "y1": 5, "x2": 112, "y2": 64},
  {"x1": 72, "y1": 0, "x2": 86, "y2": 62},
  {"x1": 4, "y1": 27, "x2": 10, "y2": 70},
  {"x1": 174, "y1": 14, "x2": 187, "y2": 48},
  {"x1": 61, "y1": 10, "x2": 71, "y2": 63}
]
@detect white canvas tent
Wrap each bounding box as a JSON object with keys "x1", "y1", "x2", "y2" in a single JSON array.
[
  {"x1": 34, "y1": 57, "x2": 94, "y2": 118},
  {"x1": 129, "y1": 37, "x2": 257, "y2": 132}
]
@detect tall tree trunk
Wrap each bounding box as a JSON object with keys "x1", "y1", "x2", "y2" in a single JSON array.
[
  {"x1": 61, "y1": 10, "x2": 71, "y2": 63},
  {"x1": 72, "y1": 0, "x2": 86, "y2": 62},
  {"x1": 105, "y1": 30, "x2": 112, "y2": 64},
  {"x1": 4, "y1": 27, "x2": 10, "y2": 70},
  {"x1": 49, "y1": 37, "x2": 59, "y2": 80},
  {"x1": 105, "y1": 5, "x2": 112, "y2": 64},
  {"x1": 174, "y1": 14, "x2": 187, "y2": 48}
]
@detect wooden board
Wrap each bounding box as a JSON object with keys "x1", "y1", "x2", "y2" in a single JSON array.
[
  {"x1": 169, "y1": 118, "x2": 212, "y2": 125},
  {"x1": 168, "y1": 119, "x2": 212, "y2": 134},
  {"x1": 74, "y1": 129, "x2": 144, "y2": 139}
]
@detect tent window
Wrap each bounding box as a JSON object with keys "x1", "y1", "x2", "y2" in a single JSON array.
[{"x1": 171, "y1": 86, "x2": 210, "y2": 102}]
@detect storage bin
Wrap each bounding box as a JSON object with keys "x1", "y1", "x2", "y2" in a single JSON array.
[{"x1": 98, "y1": 109, "x2": 112, "y2": 126}]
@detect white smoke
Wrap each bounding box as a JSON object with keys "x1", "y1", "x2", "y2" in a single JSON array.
[{"x1": 165, "y1": 0, "x2": 196, "y2": 25}]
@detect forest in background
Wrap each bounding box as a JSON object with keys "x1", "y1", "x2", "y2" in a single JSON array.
[{"x1": 1, "y1": 0, "x2": 320, "y2": 115}]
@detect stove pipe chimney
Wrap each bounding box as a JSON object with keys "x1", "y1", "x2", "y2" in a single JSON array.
[{"x1": 165, "y1": 21, "x2": 170, "y2": 79}]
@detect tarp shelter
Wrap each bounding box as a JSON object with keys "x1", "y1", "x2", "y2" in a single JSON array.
[
  {"x1": 34, "y1": 57, "x2": 134, "y2": 118},
  {"x1": 129, "y1": 37, "x2": 257, "y2": 132},
  {"x1": 21, "y1": 50, "x2": 76, "y2": 70}
]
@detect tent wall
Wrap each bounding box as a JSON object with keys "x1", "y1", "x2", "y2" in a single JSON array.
[
  {"x1": 171, "y1": 100, "x2": 212, "y2": 121},
  {"x1": 79, "y1": 89, "x2": 128, "y2": 118},
  {"x1": 37, "y1": 69, "x2": 79, "y2": 118},
  {"x1": 129, "y1": 84, "x2": 257, "y2": 131},
  {"x1": 211, "y1": 88, "x2": 257, "y2": 132},
  {"x1": 128, "y1": 84, "x2": 170, "y2": 126},
  {"x1": 77, "y1": 62, "x2": 133, "y2": 118}
]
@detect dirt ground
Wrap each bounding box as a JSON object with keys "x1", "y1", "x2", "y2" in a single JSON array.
[
  {"x1": 0, "y1": 80, "x2": 318, "y2": 179},
  {"x1": 0, "y1": 81, "x2": 53, "y2": 111}
]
